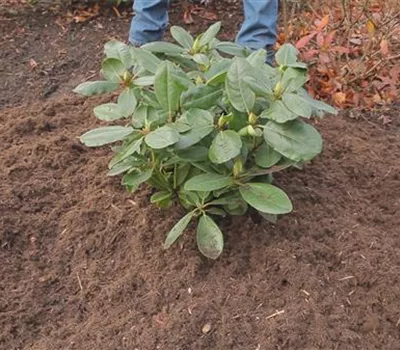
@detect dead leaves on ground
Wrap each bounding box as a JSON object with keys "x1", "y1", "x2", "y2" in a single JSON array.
[{"x1": 281, "y1": 0, "x2": 400, "y2": 109}]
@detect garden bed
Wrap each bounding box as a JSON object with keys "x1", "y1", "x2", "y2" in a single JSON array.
[{"x1": 1, "y1": 3, "x2": 400, "y2": 350}]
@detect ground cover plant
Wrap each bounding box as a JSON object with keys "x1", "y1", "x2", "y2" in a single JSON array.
[{"x1": 74, "y1": 22, "x2": 336, "y2": 259}]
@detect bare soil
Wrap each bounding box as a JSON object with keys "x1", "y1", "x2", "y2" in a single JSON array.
[{"x1": 1, "y1": 2, "x2": 400, "y2": 350}]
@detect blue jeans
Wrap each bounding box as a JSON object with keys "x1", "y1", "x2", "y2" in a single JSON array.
[{"x1": 129, "y1": 0, "x2": 278, "y2": 61}]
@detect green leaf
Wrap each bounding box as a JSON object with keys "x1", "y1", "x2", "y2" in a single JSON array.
[
  {"x1": 254, "y1": 142, "x2": 282, "y2": 168},
  {"x1": 299, "y1": 91, "x2": 338, "y2": 115},
  {"x1": 164, "y1": 211, "x2": 195, "y2": 249},
  {"x1": 109, "y1": 137, "x2": 143, "y2": 168},
  {"x1": 209, "y1": 130, "x2": 242, "y2": 164},
  {"x1": 205, "y1": 58, "x2": 231, "y2": 85},
  {"x1": 176, "y1": 163, "x2": 191, "y2": 187},
  {"x1": 216, "y1": 42, "x2": 249, "y2": 57},
  {"x1": 243, "y1": 74, "x2": 273, "y2": 97},
  {"x1": 247, "y1": 49, "x2": 267, "y2": 67},
  {"x1": 281, "y1": 67, "x2": 308, "y2": 93},
  {"x1": 181, "y1": 85, "x2": 223, "y2": 110},
  {"x1": 93, "y1": 103, "x2": 123, "y2": 121},
  {"x1": 175, "y1": 109, "x2": 214, "y2": 149},
  {"x1": 207, "y1": 192, "x2": 243, "y2": 206},
  {"x1": 104, "y1": 40, "x2": 134, "y2": 69},
  {"x1": 133, "y1": 76, "x2": 155, "y2": 86},
  {"x1": 102, "y1": 58, "x2": 125, "y2": 82},
  {"x1": 239, "y1": 183, "x2": 293, "y2": 214},
  {"x1": 226, "y1": 58, "x2": 255, "y2": 113},
  {"x1": 118, "y1": 88, "x2": 137, "y2": 117},
  {"x1": 185, "y1": 173, "x2": 232, "y2": 192},
  {"x1": 107, "y1": 161, "x2": 135, "y2": 177},
  {"x1": 177, "y1": 146, "x2": 209, "y2": 162},
  {"x1": 276, "y1": 44, "x2": 298, "y2": 66},
  {"x1": 282, "y1": 93, "x2": 312, "y2": 118},
  {"x1": 206, "y1": 207, "x2": 226, "y2": 216},
  {"x1": 80, "y1": 126, "x2": 133, "y2": 147},
  {"x1": 142, "y1": 41, "x2": 185, "y2": 54},
  {"x1": 145, "y1": 126, "x2": 180, "y2": 149},
  {"x1": 122, "y1": 169, "x2": 153, "y2": 192},
  {"x1": 260, "y1": 100, "x2": 297, "y2": 123},
  {"x1": 263, "y1": 120, "x2": 322, "y2": 162},
  {"x1": 171, "y1": 26, "x2": 194, "y2": 49},
  {"x1": 132, "y1": 47, "x2": 162, "y2": 74},
  {"x1": 196, "y1": 215, "x2": 224, "y2": 259},
  {"x1": 73, "y1": 81, "x2": 119, "y2": 96},
  {"x1": 155, "y1": 62, "x2": 184, "y2": 117},
  {"x1": 151, "y1": 191, "x2": 173, "y2": 208},
  {"x1": 199, "y1": 22, "x2": 221, "y2": 47},
  {"x1": 192, "y1": 54, "x2": 210, "y2": 66}
]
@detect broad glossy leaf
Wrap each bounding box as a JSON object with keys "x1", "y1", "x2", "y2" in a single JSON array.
[
  {"x1": 133, "y1": 76, "x2": 155, "y2": 86},
  {"x1": 282, "y1": 93, "x2": 312, "y2": 118},
  {"x1": 247, "y1": 49, "x2": 268, "y2": 67},
  {"x1": 281, "y1": 67, "x2": 308, "y2": 93},
  {"x1": 122, "y1": 169, "x2": 153, "y2": 191},
  {"x1": 175, "y1": 109, "x2": 214, "y2": 149},
  {"x1": 171, "y1": 26, "x2": 194, "y2": 49},
  {"x1": 276, "y1": 44, "x2": 298, "y2": 66},
  {"x1": 199, "y1": 22, "x2": 221, "y2": 47},
  {"x1": 299, "y1": 90, "x2": 337, "y2": 115},
  {"x1": 109, "y1": 137, "x2": 143, "y2": 168},
  {"x1": 102, "y1": 58, "x2": 125, "y2": 82},
  {"x1": 155, "y1": 62, "x2": 184, "y2": 117},
  {"x1": 145, "y1": 126, "x2": 180, "y2": 149},
  {"x1": 181, "y1": 85, "x2": 223, "y2": 110},
  {"x1": 132, "y1": 47, "x2": 162, "y2": 74},
  {"x1": 260, "y1": 100, "x2": 297, "y2": 123},
  {"x1": 185, "y1": 173, "x2": 232, "y2": 191},
  {"x1": 239, "y1": 183, "x2": 292, "y2": 214},
  {"x1": 205, "y1": 58, "x2": 231, "y2": 85},
  {"x1": 243, "y1": 74, "x2": 273, "y2": 97},
  {"x1": 104, "y1": 40, "x2": 134, "y2": 69},
  {"x1": 107, "y1": 161, "x2": 135, "y2": 177},
  {"x1": 118, "y1": 88, "x2": 137, "y2": 117},
  {"x1": 151, "y1": 191, "x2": 173, "y2": 208},
  {"x1": 254, "y1": 142, "x2": 282, "y2": 168},
  {"x1": 93, "y1": 103, "x2": 123, "y2": 121},
  {"x1": 132, "y1": 104, "x2": 160, "y2": 128},
  {"x1": 164, "y1": 211, "x2": 195, "y2": 249},
  {"x1": 80, "y1": 126, "x2": 133, "y2": 147},
  {"x1": 196, "y1": 215, "x2": 224, "y2": 259},
  {"x1": 206, "y1": 207, "x2": 226, "y2": 216},
  {"x1": 73, "y1": 81, "x2": 119, "y2": 96},
  {"x1": 263, "y1": 120, "x2": 322, "y2": 162},
  {"x1": 192, "y1": 54, "x2": 210, "y2": 66},
  {"x1": 216, "y1": 42, "x2": 248, "y2": 57},
  {"x1": 226, "y1": 58, "x2": 255, "y2": 113},
  {"x1": 142, "y1": 41, "x2": 185, "y2": 54},
  {"x1": 177, "y1": 146, "x2": 209, "y2": 162},
  {"x1": 209, "y1": 130, "x2": 242, "y2": 164}
]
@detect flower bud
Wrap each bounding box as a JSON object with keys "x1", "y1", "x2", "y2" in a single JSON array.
[
  {"x1": 233, "y1": 159, "x2": 243, "y2": 177},
  {"x1": 274, "y1": 81, "x2": 283, "y2": 99},
  {"x1": 248, "y1": 112, "x2": 258, "y2": 125}
]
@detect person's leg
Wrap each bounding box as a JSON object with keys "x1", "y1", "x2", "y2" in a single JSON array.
[
  {"x1": 236, "y1": 0, "x2": 278, "y2": 64},
  {"x1": 129, "y1": 0, "x2": 169, "y2": 46}
]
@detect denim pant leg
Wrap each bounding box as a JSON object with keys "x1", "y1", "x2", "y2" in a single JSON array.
[
  {"x1": 129, "y1": 0, "x2": 169, "y2": 46},
  {"x1": 236, "y1": 0, "x2": 278, "y2": 62}
]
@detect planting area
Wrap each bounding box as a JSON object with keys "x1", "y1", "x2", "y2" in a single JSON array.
[{"x1": 1, "y1": 3, "x2": 400, "y2": 350}]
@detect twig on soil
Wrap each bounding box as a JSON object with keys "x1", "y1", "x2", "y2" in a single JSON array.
[
  {"x1": 77, "y1": 273, "x2": 83, "y2": 291},
  {"x1": 396, "y1": 318, "x2": 400, "y2": 327},
  {"x1": 266, "y1": 309, "x2": 285, "y2": 320},
  {"x1": 338, "y1": 276, "x2": 355, "y2": 281}
]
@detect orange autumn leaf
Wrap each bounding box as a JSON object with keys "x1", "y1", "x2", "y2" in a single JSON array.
[
  {"x1": 332, "y1": 92, "x2": 346, "y2": 105},
  {"x1": 380, "y1": 39, "x2": 389, "y2": 56},
  {"x1": 316, "y1": 15, "x2": 330, "y2": 31},
  {"x1": 366, "y1": 19, "x2": 376, "y2": 36}
]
